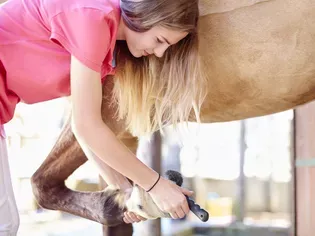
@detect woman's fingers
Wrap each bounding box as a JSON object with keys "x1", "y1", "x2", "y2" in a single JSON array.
[
  {"x1": 175, "y1": 207, "x2": 186, "y2": 219},
  {"x1": 136, "y1": 214, "x2": 147, "y2": 221},
  {"x1": 169, "y1": 211, "x2": 179, "y2": 219},
  {"x1": 123, "y1": 212, "x2": 133, "y2": 224},
  {"x1": 123, "y1": 212, "x2": 147, "y2": 224},
  {"x1": 180, "y1": 196, "x2": 190, "y2": 215},
  {"x1": 180, "y1": 187, "x2": 194, "y2": 197}
]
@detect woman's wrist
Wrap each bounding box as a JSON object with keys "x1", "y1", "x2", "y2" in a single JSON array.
[
  {"x1": 133, "y1": 165, "x2": 160, "y2": 191},
  {"x1": 146, "y1": 173, "x2": 161, "y2": 192}
]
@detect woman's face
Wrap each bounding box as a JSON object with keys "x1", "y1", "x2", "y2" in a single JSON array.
[{"x1": 120, "y1": 21, "x2": 188, "y2": 58}]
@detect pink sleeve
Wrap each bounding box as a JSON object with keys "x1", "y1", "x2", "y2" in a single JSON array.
[{"x1": 50, "y1": 8, "x2": 113, "y2": 73}]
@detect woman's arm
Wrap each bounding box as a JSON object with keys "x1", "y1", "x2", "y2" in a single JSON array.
[
  {"x1": 70, "y1": 56, "x2": 158, "y2": 191},
  {"x1": 76, "y1": 140, "x2": 133, "y2": 190}
]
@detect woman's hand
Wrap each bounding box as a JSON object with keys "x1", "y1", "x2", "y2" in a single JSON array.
[
  {"x1": 148, "y1": 176, "x2": 193, "y2": 219},
  {"x1": 123, "y1": 212, "x2": 147, "y2": 224}
]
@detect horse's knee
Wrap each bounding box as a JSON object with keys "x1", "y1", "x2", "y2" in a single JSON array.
[
  {"x1": 31, "y1": 174, "x2": 47, "y2": 208},
  {"x1": 30, "y1": 173, "x2": 61, "y2": 210}
]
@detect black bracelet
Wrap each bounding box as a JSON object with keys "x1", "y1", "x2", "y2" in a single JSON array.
[{"x1": 146, "y1": 174, "x2": 161, "y2": 192}]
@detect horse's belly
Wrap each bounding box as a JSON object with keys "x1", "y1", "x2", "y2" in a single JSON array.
[{"x1": 199, "y1": 0, "x2": 315, "y2": 122}]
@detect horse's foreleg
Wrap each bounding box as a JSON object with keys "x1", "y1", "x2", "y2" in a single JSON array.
[{"x1": 30, "y1": 117, "x2": 127, "y2": 226}]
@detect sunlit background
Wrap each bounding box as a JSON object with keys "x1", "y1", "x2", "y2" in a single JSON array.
[{"x1": 3, "y1": 97, "x2": 293, "y2": 236}]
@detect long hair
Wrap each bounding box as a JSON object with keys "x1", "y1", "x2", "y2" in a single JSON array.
[{"x1": 111, "y1": 0, "x2": 207, "y2": 136}]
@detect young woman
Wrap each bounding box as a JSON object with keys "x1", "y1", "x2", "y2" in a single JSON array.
[{"x1": 0, "y1": 0, "x2": 206, "y2": 234}]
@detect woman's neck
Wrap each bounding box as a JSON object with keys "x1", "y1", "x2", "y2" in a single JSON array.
[{"x1": 116, "y1": 16, "x2": 126, "y2": 40}]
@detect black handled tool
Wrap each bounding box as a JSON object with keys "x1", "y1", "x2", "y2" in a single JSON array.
[
  {"x1": 186, "y1": 196, "x2": 209, "y2": 222},
  {"x1": 165, "y1": 170, "x2": 210, "y2": 222}
]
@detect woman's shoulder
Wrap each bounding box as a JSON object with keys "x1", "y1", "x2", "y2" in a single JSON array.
[{"x1": 43, "y1": 0, "x2": 120, "y2": 19}]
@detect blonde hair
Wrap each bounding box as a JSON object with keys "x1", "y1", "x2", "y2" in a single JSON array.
[{"x1": 111, "y1": 0, "x2": 207, "y2": 136}]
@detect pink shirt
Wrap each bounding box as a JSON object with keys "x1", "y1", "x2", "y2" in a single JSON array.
[{"x1": 0, "y1": 0, "x2": 120, "y2": 125}]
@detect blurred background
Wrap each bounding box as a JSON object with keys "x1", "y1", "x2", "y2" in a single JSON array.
[{"x1": 3, "y1": 97, "x2": 294, "y2": 236}]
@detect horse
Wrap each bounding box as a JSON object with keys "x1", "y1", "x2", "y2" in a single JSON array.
[{"x1": 30, "y1": 0, "x2": 315, "y2": 234}]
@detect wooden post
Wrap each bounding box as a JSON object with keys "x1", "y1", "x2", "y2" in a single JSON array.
[
  {"x1": 102, "y1": 222, "x2": 133, "y2": 236},
  {"x1": 290, "y1": 110, "x2": 296, "y2": 236},
  {"x1": 133, "y1": 131, "x2": 162, "y2": 236},
  {"x1": 236, "y1": 120, "x2": 246, "y2": 222},
  {"x1": 294, "y1": 102, "x2": 315, "y2": 236}
]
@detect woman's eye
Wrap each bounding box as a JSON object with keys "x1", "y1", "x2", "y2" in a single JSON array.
[{"x1": 156, "y1": 38, "x2": 163, "y2": 44}]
